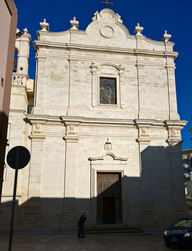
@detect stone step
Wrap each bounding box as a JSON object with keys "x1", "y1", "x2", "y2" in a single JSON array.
[{"x1": 84, "y1": 227, "x2": 145, "y2": 235}]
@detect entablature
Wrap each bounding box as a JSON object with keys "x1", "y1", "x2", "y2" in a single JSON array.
[{"x1": 33, "y1": 41, "x2": 178, "y2": 60}]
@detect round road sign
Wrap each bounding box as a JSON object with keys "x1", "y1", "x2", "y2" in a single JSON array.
[{"x1": 7, "y1": 146, "x2": 30, "y2": 169}]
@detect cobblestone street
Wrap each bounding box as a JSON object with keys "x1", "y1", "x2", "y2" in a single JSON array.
[{"x1": 0, "y1": 232, "x2": 190, "y2": 251}]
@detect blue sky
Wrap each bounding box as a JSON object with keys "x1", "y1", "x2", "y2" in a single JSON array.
[{"x1": 15, "y1": 0, "x2": 192, "y2": 149}]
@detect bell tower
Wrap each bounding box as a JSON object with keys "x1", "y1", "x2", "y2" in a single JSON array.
[{"x1": 15, "y1": 28, "x2": 31, "y2": 83}]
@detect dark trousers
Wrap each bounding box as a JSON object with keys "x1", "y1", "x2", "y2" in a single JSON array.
[{"x1": 78, "y1": 227, "x2": 84, "y2": 237}]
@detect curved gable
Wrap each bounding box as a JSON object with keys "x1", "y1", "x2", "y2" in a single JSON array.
[{"x1": 85, "y1": 8, "x2": 135, "y2": 48}]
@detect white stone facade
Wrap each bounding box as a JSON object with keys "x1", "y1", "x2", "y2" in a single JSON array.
[{"x1": 0, "y1": 8, "x2": 188, "y2": 232}]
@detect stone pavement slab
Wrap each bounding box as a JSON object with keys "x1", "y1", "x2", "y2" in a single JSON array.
[{"x1": 0, "y1": 232, "x2": 189, "y2": 251}]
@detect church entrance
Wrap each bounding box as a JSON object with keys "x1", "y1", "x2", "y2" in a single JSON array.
[{"x1": 97, "y1": 172, "x2": 122, "y2": 224}]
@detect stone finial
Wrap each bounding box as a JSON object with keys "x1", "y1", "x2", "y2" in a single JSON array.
[
  {"x1": 23, "y1": 28, "x2": 28, "y2": 34},
  {"x1": 134, "y1": 23, "x2": 144, "y2": 36},
  {"x1": 116, "y1": 14, "x2": 123, "y2": 24},
  {"x1": 70, "y1": 17, "x2": 79, "y2": 30},
  {"x1": 40, "y1": 19, "x2": 49, "y2": 31},
  {"x1": 22, "y1": 27, "x2": 31, "y2": 41},
  {"x1": 92, "y1": 11, "x2": 99, "y2": 21},
  {"x1": 161, "y1": 30, "x2": 171, "y2": 42}
]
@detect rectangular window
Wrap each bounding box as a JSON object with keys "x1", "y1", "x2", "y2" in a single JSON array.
[{"x1": 100, "y1": 77, "x2": 117, "y2": 105}]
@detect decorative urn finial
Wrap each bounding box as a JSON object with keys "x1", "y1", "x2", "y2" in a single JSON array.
[
  {"x1": 134, "y1": 23, "x2": 144, "y2": 36},
  {"x1": 40, "y1": 19, "x2": 49, "y2": 31},
  {"x1": 161, "y1": 30, "x2": 171, "y2": 42},
  {"x1": 70, "y1": 17, "x2": 79, "y2": 30}
]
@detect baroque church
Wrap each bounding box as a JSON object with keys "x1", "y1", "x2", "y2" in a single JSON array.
[{"x1": 0, "y1": 7, "x2": 188, "y2": 232}]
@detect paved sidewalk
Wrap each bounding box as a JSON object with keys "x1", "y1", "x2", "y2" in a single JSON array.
[{"x1": 0, "y1": 232, "x2": 187, "y2": 251}]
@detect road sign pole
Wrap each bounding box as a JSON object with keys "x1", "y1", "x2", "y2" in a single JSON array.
[{"x1": 8, "y1": 146, "x2": 20, "y2": 251}]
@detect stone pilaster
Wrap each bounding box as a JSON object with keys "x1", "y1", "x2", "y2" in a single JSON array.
[
  {"x1": 135, "y1": 119, "x2": 154, "y2": 219},
  {"x1": 61, "y1": 121, "x2": 80, "y2": 230},
  {"x1": 33, "y1": 53, "x2": 47, "y2": 114},
  {"x1": 90, "y1": 63, "x2": 98, "y2": 108},
  {"x1": 135, "y1": 119, "x2": 152, "y2": 181},
  {"x1": 167, "y1": 143, "x2": 188, "y2": 217},
  {"x1": 164, "y1": 120, "x2": 188, "y2": 216},
  {"x1": 165, "y1": 64, "x2": 179, "y2": 120},
  {"x1": 67, "y1": 55, "x2": 79, "y2": 115},
  {"x1": 135, "y1": 59, "x2": 146, "y2": 119},
  {"x1": 118, "y1": 64, "x2": 125, "y2": 109},
  {"x1": 27, "y1": 120, "x2": 46, "y2": 214}
]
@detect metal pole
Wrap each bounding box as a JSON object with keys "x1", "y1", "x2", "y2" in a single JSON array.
[{"x1": 8, "y1": 146, "x2": 20, "y2": 251}]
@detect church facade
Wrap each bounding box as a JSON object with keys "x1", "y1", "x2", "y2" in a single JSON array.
[{"x1": 0, "y1": 8, "x2": 188, "y2": 232}]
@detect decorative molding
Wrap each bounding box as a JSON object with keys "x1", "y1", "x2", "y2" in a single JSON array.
[
  {"x1": 29, "y1": 134, "x2": 46, "y2": 141},
  {"x1": 29, "y1": 122, "x2": 46, "y2": 141},
  {"x1": 27, "y1": 115, "x2": 49, "y2": 141},
  {"x1": 87, "y1": 8, "x2": 129, "y2": 37},
  {"x1": 9, "y1": 109, "x2": 26, "y2": 113},
  {"x1": 136, "y1": 138, "x2": 151, "y2": 144},
  {"x1": 90, "y1": 63, "x2": 98, "y2": 74},
  {"x1": 104, "y1": 138, "x2": 112, "y2": 151},
  {"x1": 135, "y1": 63, "x2": 145, "y2": 69},
  {"x1": 68, "y1": 55, "x2": 79, "y2": 62},
  {"x1": 37, "y1": 53, "x2": 171, "y2": 68},
  {"x1": 118, "y1": 64, "x2": 125, "y2": 76},
  {"x1": 89, "y1": 152, "x2": 128, "y2": 162},
  {"x1": 164, "y1": 120, "x2": 187, "y2": 146},
  {"x1": 63, "y1": 121, "x2": 81, "y2": 143},
  {"x1": 63, "y1": 135, "x2": 79, "y2": 143},
  {"x1": 100, "y1": 25, "x2": 115, "y2": 38},
  {"x1": 90, "y1": 63, "x2": 124, "y2": 109},
  {"x1": 35, "y1": 53, "x2": 47, "y2": 61},
  {"x1": 33, "y1": 41, "x2": 178, "y2": 59},
  {"x1": 135, "y1": 119, "x2": 153, "y2": 145}
]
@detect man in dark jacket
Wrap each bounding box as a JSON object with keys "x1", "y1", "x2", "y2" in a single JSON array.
[{"x1": 77, "y1": 212, "x2": 87, "y2": 238}]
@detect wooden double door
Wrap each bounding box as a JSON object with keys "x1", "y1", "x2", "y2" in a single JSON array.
[{"x1": 97, "y1": 173, "x2": 122, "y2": 224}]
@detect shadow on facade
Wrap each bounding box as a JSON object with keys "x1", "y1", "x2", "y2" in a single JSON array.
[
  {"x1": 0, "y1": 144, "x2": 187, "y2": 232},
  {"x1": 0, "y1": 111, "x2": 9, "y2": 205}
]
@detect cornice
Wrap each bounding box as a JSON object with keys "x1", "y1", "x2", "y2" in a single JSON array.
[
  {"x1": 27, "y1": 114, "x2": 50, "y2": 123},
  {"x1": 63, "y1": 135, "x2": 79, "y2": 143},
  {"x1": 164, "y1": 120, "x2": 188, "y2": 127},
  {"x1": 60, "y1": 116, "x2": 84, "y2": 123},
  {"x1": 37, "y1": 53, "x2": 171, "y2": 68},
  {"x1": 136, "y1": 138, "x2": 151, "y2": 144},
  {"x1": 134, "y1": 119, "x2": 165, "y2": 127},
  {"x1": 10, "y1": 109, "x2": 26, "y2": 113},
  {"x1": 33, "y1": 41, "x2": 178, "y2": 58},
  {"x1": 25, "y1": 115, "x2": 187, "y2": 129},
  {"x1": 60, "y1": 116, "x2": 134, "y2": 126},
  {"x1": 29, "y1": 134, "x2": 46, "y2": 141}
]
